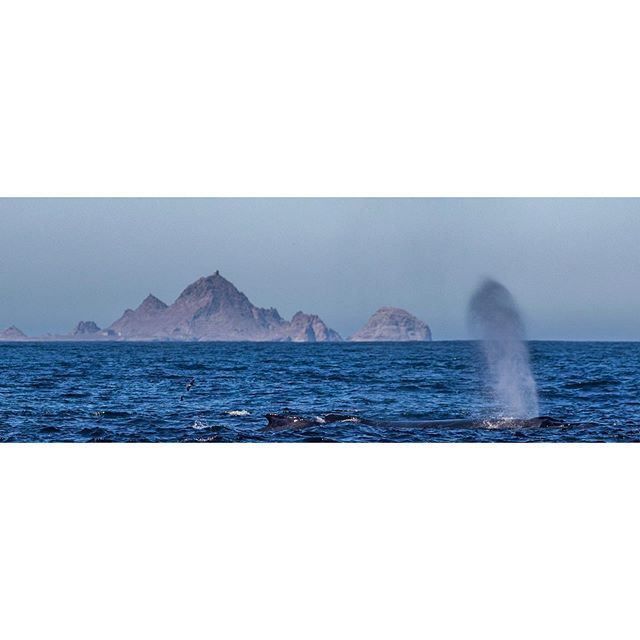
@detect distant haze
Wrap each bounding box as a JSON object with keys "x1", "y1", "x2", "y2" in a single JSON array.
[{"x1": 1, "y1": 198, "x2": 639, "y2": 340}]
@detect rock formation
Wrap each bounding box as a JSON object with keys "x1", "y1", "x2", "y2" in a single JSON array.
[
  {"x1": 286, "y1": 311, "x2": 342, "y2": 342},
  {"x1": 107, "y1": 272, "x2": 342, "y2": 342},
  {"x1": 0, "y1": 325, "x2": 27, "y2": 340},
  {"x1": 349, "y1": 307, "x2": 432, "y2": 342},
  {"x1": 72, "y1": 321, "x2": 101, "y2": 336},
  {"x1": 2, "y1": 273, "x2": 433, "y2": 343},
  {"x1": 109, "y1": 294, "x2": 169, "y2": 339}
]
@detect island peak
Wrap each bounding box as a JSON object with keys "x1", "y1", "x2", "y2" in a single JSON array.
[
  {"x1": 0, "y1": 325, "x2": 27, "y2": 340},
  {"x1": 107, "y1": 273, "x2": 340, "y2": 342}
]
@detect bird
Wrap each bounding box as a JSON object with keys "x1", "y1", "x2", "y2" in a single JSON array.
[{"x1": 181, "y1": 377, "x2": 196, "y2": 401}]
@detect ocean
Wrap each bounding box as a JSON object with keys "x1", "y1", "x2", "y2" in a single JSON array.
[{"x1": 1, "y1": 341, "x2": 639, "y2": 442}]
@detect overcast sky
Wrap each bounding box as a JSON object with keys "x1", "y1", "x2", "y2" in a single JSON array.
[{"x1": 1, "y1": 198, "x2": 639, "y2": 340}]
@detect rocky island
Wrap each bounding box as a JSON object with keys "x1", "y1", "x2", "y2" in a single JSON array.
[
  {"x1": 349, "y1": 307, "x2": 432, "y2": 342},
  {"x1": 0, "y1": 325, "x2": 27, "y2": 340},
  {"x1": 0, "y1": 272, "x2": 432, "y2": 342},
  {"x1": 105, "y1": 271, "x2": 342, "y2": 342}
]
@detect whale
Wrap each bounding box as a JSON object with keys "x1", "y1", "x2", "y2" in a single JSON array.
[{"x1": 264, "y1": 413, "x2": 564, "y2": 431}]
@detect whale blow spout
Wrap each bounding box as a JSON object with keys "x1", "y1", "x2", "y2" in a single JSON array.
[{"x1": 467, "y1": 278, "x2": 539, "y2": 418}]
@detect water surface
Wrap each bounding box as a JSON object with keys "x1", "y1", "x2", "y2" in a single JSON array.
[{"x1": 1, "y1": 342, "x2": 638, "y2": 442}]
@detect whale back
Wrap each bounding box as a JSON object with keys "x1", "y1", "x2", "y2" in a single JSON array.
[{"x1": 264, "y1": 413, "x2": 564, "y2": 431}]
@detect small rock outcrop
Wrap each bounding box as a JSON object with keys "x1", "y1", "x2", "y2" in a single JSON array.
[
  {"x1": 349, "y1": 307, "x2": 432, "y2": 342},
  {"x1": 0, "y1": 325, "x2": 27, "y2": 340},
  {"x1": 285, "y1": 312, "x2": 342, "y2": 342},
  {"x1": 72, "y1": 321, "x2": 101, "y2": 336}
]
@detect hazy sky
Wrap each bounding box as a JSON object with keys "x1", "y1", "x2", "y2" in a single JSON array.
[{"x1": 1, "y1": 198, "x2": 639, "y2": 340}]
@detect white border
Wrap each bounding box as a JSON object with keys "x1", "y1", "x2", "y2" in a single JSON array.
[
  {"x1": 2, "y1": 443, "x2": 640, "y2": 640},
  {"x1": 1, "y1": 1, "x2": 639, "y2": 196}
]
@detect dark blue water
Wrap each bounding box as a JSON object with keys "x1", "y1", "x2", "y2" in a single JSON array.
[{"x1": 1, "y1": 341, "x2": 639, "y2": 442}]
